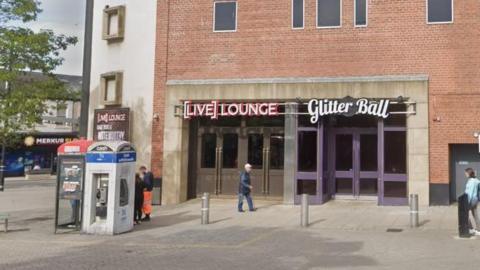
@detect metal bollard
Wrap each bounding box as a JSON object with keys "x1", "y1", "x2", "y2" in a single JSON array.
[
  {"x1": 201, "y1": 192, "x2": 210, "y2": 225},
  {"x1": 301, "y1": 194, "x2": 309, "y2": 227},
  {"x1": 410, "y1": 194, "x2": 419, "y2": 228}
]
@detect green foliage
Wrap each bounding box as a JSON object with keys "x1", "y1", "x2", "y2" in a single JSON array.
[{"x1": 0, "y1": 0, "x2": 78, "y2": 147}]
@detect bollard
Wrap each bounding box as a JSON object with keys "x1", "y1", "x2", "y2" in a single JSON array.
[
  {"x1": 409, "y1": 194, "x2": 419, "y2": 228},
  {"x1": 201, "y1": 192, "x2": 210, "y2": 225},
  {"x1": 301, "y1": 194, "x2": 309, "y2": 227}
]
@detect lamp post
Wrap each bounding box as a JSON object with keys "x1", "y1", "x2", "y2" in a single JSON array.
[{"x1": 79, "y1": 0, "x2": 94, "y2": 138}]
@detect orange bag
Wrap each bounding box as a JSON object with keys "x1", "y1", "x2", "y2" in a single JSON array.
[{"x1": 143, "y1": 191, "x2": 152, "y2": 215}]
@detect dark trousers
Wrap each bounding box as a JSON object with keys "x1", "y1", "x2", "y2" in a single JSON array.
[
  {"x1": 238, "y1": 193, "x2": 254, "y2": 211},
  {"x1": 134, "y1": 204, "x2": 143, "y2": 222}
]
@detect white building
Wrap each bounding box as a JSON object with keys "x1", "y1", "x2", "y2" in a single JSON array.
[{"x1": 87, "y1": 0, "x2": 157, "y2": 168}]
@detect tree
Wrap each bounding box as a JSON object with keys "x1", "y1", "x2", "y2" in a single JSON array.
[{"x1": 0, "y1": 0, "x2": 78, "y2": 190}]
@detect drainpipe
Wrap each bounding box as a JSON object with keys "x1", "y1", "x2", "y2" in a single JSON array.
[{"x1": 79, "y1": 0, "x2": 94, "y2": 138}]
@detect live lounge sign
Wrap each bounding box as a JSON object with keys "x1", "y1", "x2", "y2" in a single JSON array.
[
  {"x1": 182, "y1": 97, "x2": 391, "y2": 123},
  {"x1": 183, "y1": 101, "x2": 279, "y2": 119},
  {"x1": 308, "y1": 97, "x2": 390, "y2": 124}
]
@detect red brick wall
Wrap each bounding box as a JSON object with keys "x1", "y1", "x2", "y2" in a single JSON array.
[
  {"x1": 151, "y1": 0, "x2": 169, "y2": 177},
  {"x1": 153, "y1": 0, "x2": 480, "y2": 184}
]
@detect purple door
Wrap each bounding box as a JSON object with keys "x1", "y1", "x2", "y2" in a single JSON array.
[{"x1": 333, "y1": 129, "x2": 378, "y2": 200}]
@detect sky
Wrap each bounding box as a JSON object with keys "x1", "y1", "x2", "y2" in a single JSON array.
[{"x1": 25, "y1": 0, "x2": 86, "y2": 76}]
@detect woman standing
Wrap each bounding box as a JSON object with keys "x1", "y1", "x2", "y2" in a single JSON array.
[
  {"x1": 134, "y1": 173, "x2": 145, "y2": 225},
  {"x1": 464, "y1": 168, "x2": 480, "y2": 235}
]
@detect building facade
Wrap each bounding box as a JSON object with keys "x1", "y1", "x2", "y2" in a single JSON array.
[
  {"x1": 148, "y1": 0, "x2": 480, "y2": 206},
  {"x1": 87, "y1": 0, "x2": 157, "y2": 168},
  {"x1": 87, "y1": 0, "x2": 479, "y2": 206}
]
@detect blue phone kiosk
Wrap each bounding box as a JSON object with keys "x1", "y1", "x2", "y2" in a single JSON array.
[{"x1": 82, "y1": 141, "x2": 136, "y2": 235}]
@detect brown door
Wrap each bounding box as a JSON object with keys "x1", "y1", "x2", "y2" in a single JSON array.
[
  {"x1": 246, "y1": 128, "x2": 284, "y2": 198},
  {"x1": 197, "y1": 126, "x2": 284, "y2": 199},
  {"x1": 196, "y1": 127, "x2": 240, "y2": 196}
]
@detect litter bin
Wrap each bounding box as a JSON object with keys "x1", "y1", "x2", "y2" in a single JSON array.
[
  {"x1": 152, "y1": 177, "x2": 162, "y2": 205},
  {"x1": 458, "y1": 193, "x2": 470, "y2": 238}
]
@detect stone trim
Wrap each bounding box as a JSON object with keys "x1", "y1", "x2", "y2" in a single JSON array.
[{"x1": 167, "y1": 75, "x2": 429, "y2": 86}]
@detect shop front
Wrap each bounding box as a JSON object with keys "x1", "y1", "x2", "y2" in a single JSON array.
[{"x1": 161, "y1": 76, "x2": 429, "y2": 206}]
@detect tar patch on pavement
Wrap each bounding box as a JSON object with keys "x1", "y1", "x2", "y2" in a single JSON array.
[{"x1": 386, "y1": 228, "x2": 403, "y2": 233}]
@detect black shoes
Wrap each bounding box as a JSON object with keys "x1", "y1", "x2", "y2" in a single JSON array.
[{"x1": 142, "y1": 216, "x2": 151, "y2": 221}]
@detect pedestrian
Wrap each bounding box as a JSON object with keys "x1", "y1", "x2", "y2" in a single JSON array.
[
  {"x1": 140, "y1": 166, "x2": 154, "y2": 221},
  {"x1": 238, "y1": 163, "x2": 256, "y2": 212},
  {"x1": 134, "y1": 173, "x2": 145, "y2": 225},
  {"x1": 464, "y1": 168, "x2": 480, "y2": 235}
]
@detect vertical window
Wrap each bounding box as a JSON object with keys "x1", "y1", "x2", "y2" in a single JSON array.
[
  {"x1": 222, "y1": 133, "x2": 238, "y2": 168},
  {"x1": 214, "y1": 1, "x2": 237, "y2": 32},
  {"x1": 427, "y1": 0, "x2": 453, "y2": 23},
  {"x1": 292, "y1": 0, "x2": 304, "y2": 29},
  {"x1": 248, "y1": 134, "x2": 263, "y2": 169},
  {"x1": 100, "y1": 72, "x2": 123, "y2": 106},
  {"x1": 317, "y1": 0, "x2": 341, "y2": 28},
  {"x1": 102, "y1": 5, "x2": 125, "y2": 42},
  {"x1": 354, "y1": 0, "x2": 367, "y2": 27},
  {"x1": 201, "y1": 134, "x2": 216, "y2": 168}
]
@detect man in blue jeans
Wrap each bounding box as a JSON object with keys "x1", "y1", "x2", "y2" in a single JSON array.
[{"x1": 238, "y1": 163, "x2": 256, "y2": 212}]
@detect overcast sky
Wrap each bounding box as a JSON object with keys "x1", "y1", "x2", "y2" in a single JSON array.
[{"x1": 26, "y1": 0, "x2": 86, "y2": 76}]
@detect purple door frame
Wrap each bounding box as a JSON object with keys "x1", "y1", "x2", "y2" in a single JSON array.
[
  {"x1": 331, "y1": 128, "x2": 378, "y2": 199},
  {"x1": 295, "y1": 117, "x2": 408, "y2": 206}
]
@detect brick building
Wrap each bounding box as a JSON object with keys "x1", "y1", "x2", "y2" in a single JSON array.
[{"x1": 93, "y1": 0, "x2": 480, "y2": 206}]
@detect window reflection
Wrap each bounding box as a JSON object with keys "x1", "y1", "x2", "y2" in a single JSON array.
[
  {"x1": 298, "y1": 131, "x2": 317, "y2": 172},
  {"x1": 248, "y1": 134, "x2": 263, "y2": 169},
  {"x1": 222, "y1": 133, "x2": 238, "y2": 168},
  {"x1": 270, "y1": 134, "x2": 284, "y2": 170},
  {"x1": 384, "y1": 132, "x2": 406, "y2": 174},
  {"x1": 201, "y1": 133, "x2": 216, "y2": 168}
]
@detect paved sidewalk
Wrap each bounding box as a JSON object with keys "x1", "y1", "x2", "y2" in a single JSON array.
[{"x1": 0, "y1": 183, "x2": 477, "y2": 270}]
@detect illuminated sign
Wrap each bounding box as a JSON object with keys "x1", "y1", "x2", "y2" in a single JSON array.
[
  {"x1": 183, "y1": 101, "x2": 279, "y2": 120},
  {"x1": 308, "y1": 97, "x2": 390, "y2": 124}
]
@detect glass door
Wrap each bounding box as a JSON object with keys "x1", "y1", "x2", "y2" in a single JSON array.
[
  {"x1": 334, "y1": 133, "x2": 354, "y2": 198},
  {"x1": 197, "y1": 127, "x2": 240, "y2": 196},
  {"x1": 246, "y1": 128, "x2": 284, "y2": 198},
  {"x1": 358, "y1": 133, "x2": 378, "y2": 200},
  {"x1": 333, "y1": 129, "x2": 378, "y2": 200}
]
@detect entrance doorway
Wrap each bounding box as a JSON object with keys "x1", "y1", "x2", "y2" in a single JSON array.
[
  {"x1": 192, "y1": 117, "x2": 285, "y2": 199},
  {"x1": 296, "y1": 103, "x2": 408, "y2": 206},
  {"x1": 333, "y1": 130, "x2": 378, "y2": 200}
]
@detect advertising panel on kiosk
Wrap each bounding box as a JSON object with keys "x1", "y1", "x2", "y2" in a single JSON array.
[{"x1": 55, "y1": 139, "x2": 93, "y2": 234}]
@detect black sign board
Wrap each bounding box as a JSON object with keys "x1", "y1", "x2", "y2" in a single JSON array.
[{"x1": 93, "y1": 108, "x2": 131, "y2": 141}]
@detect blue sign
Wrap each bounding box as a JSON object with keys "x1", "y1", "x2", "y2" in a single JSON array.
[{"x1": 86, "y1": 152, "x2": 136, "y2": 164}]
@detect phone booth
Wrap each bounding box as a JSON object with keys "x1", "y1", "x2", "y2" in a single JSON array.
[
  {"x1": 55, "y1": 139, "x2": 93, "y2": 234},
  {"x1": 82, "y1": 141, "x2": 136, "y2": 235}
]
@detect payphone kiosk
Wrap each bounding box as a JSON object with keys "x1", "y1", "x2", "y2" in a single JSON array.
[
  {"x1": 55, "y1": 139, "x2": 93, "y2": 233},
  {"x1": 82, "y1": 141, "x2": 136, "y2": 235}
]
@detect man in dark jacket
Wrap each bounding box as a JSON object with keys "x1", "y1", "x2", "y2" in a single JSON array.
[
  {"x1": 238, "y1": 163, "x2": 256, "y2": 212},
  {"x1": 140, "y1": 166, "x2": 154, "y2": 221}
]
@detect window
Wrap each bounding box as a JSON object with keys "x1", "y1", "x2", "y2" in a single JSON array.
[
  {"x1": 100, "y1": 72, "x2": 123, "y2": 106},
  {"x1": 214, "y1": 1, "x2": 237, "y2": 32},
  {"x1": 222, "y1": 133, "x2": 238, "y2": 168},
  {"x1": 354, "y1": 0, "x2": 367, "y2": 27},
  {"x1": 317, "y1": 0, "x2": 341, "y2": 28},
  {"x1": 201, "y1": 134, "x2": 216, "y2": 168},
  {"x1": 292, "y1": 0, "x2": 304, "y2": 29},
  {"x1": 427, "y1": 0, "x2": 453, "y2": 23},
  {"x1": 248, "y1": 134, "x2": 263, "y2": 169},
  {"x1": 102, "y1": 5, "x2": 125, "y2": 42}
]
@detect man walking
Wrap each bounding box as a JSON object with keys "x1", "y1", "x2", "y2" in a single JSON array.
[
  {"x1": 238, "y1": 163, "x2": 256, "y2": 212},
  {"x1": 140, "y1": 166, "x2": 154, "y2": 221}
]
